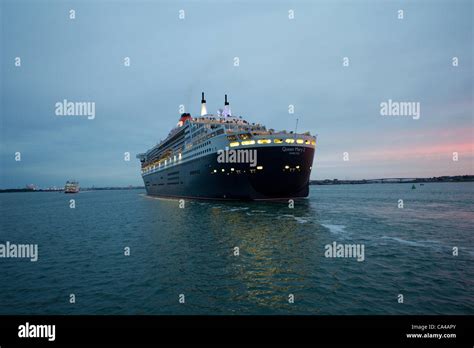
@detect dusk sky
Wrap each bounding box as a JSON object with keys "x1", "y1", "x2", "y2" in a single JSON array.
[{"x1": 1, "y1": 0, "x2": 473, "y2": 188}]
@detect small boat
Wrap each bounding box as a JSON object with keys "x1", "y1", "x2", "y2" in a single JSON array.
[
  {"x1": 64, "y1": 181, "x2": 79, "y2": 193},
  {"x1": 411, "y1": 184, "x2": 416, "y2": 189}
]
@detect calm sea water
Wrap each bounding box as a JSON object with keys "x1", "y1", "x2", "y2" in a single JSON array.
[{"x1": 1, "y1": 183, "x2": 473, "y2": 315}]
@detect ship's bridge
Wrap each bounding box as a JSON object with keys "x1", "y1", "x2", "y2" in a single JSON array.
[
  {"x1": 190, "y1": 114, "x2": 316, "y2": 145},
  {"x1": 192, "y1": 114, "x2": 267, "y2": 133}
]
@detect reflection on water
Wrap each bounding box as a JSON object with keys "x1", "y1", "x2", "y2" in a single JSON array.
[{"x1": 206, "y1": 200, "x2": 316, "y2": 312}]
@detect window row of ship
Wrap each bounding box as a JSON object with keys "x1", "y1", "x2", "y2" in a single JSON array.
[
  {"x1": 144, "y1": 163, "x2": 305, "y2": 187},
  {"x1": 141, "y1": 136, "x2": 316, "y2": 175}
]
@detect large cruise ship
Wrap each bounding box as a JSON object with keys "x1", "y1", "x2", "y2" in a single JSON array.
[{"x1": 137, "y1": 93, "x2": 316, "y2": 200}]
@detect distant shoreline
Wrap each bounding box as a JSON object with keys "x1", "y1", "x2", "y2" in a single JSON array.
[
  {"x1": 0, "y1": 187, "x2": 145, "y2": 193},
  {"x1": 310, "y1": 175, "x2": 473, "y2": 185},
  {"x1": 1, "y1": 175, "x2": 472, "y2": 192}
]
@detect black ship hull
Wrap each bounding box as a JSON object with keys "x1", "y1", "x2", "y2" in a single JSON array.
[{"x1": 142, "y1": 146, "x2": 315, "y2": 200}]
